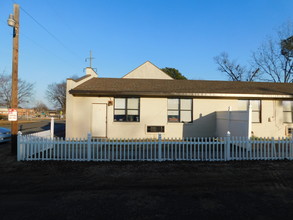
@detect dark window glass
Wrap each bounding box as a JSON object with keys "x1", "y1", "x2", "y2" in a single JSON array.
[
  {"x1": 114, "y1": 98, "x2": 140, "y2": 122},
  {"x1": 283, "y1": 101, "x2": 293, "y2": 123},
  {"x1": 238, "y1": 100, "x2": 261, "y2": 123},
  {"x1": 167, "y1": 98, "x2": 192, "y2": 123}
]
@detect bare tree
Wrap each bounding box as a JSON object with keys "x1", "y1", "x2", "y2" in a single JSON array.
[
  {"x1": 46, "y1": 75, "x2": 80, "y2": 112},
  {"x1": 252, "y1": 21, "x2": 293, "y2": 82},
  {"x1": 214, "y1": 52, "x2": 260, "y2": 81},
  {"x1": 0, "y1": 74, "x2": 10, "y2": 106},
  {"x1": 0, "y1": 73, "x2": 34, "y2": 107},
  {"x1": 33, "y1": 101, "x2": 49, "y2": 114},
  {"x1": 46, "y1": 81, "x2": 66, "y2": 112}
]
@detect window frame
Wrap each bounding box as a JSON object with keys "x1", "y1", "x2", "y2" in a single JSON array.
[
  {"x1": 238, "y1": 99, "x2": 262, "y2": 123},
  {"x1": 114, "y1": 97, "x2": 140, "y2": 122},
  {"x1": 250, "y1": 100, "x2": 262, "y2": 124},
  {"x1": 167, "y1": 98, "x2": 193, "y2": 123},
  {"x1": 283, "y1": 100, "x2": 293, "y2": 123},
  {"x1": 147, "y1": 126, "x2": 165, "y2": 133}
]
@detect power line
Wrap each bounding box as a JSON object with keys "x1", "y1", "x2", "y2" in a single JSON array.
[
  {"x1": 0, "y1": 19, "x2": 7, "y2": 25},
  {"x1": 4, "y1": 2, "x2": 83, "y2": 76},
  {"x1": 21, "y1": 32, "x2": 76, "y2": 67},
  {"x1": 19, "y1": 6, "x2": 80, "y2": 59},
  {"x1": 8, "y1": 0, "x2": 81, "y2": 60},
  {"x1": 43, "y1": 0, "x2": 77, "y2": 37},
  {"x1": 7, "y1": 1, "x2": 87, "y2": 68}
]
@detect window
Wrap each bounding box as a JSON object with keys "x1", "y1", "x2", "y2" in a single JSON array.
[
  {"x1": 168, "y1": 98, "x2": 192, "y2": 123},
  {"x1": 114, "y1": 98, "x2": 140, "y2": 122},
  {"x1": 238, "y1": 100, "x2": 261, "y2": 123},
  {"x1": 283, "y1": 101, "x2": 293, "y2": 123}
]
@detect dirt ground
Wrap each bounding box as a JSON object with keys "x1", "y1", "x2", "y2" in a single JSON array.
[
  {"x1": 0, "y1": 119, "x2": 42, "y2": 126},
  {"x1": 1, "y1": 142, "x2": 293, "y2": 220}
]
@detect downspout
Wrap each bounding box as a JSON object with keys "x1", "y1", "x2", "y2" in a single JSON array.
[{"x1": 248, "y1": 104, "x2": 252, "y2": 138}]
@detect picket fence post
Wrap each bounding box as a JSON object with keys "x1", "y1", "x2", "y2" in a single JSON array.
[
  {"x1": 87, "y1": 133, "x2": 92, "y2": 161},
  {"x1": 290, "y1": 133, "x2": 293, "y2": 160},
  {"x1": 17, "y1": 131, "x2": 22, "y2": 161},
  {"x1": 50, "y1": 117, "x2": 54, "y2": 139},
  {"x1": 158, "y1": 134, "x2": 162, "y2": 161},
  {"x1": 225, "y1": 131, "x2": 231, "y2": 161}
]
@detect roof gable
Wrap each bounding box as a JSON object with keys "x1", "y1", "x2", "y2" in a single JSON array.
[{"x1": 122, "y1": 61, "x2": 173, "y2": 80}]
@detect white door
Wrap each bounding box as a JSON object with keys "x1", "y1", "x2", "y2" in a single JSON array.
[{"x1": 91, "y1": 104, "x2": 107, "y2": 137}]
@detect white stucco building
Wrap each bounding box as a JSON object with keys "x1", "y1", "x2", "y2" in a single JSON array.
[{"x1": 66, "y1": 61, "x2": 293, "y2": 139}]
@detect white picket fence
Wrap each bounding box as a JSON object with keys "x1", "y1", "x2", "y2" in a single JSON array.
[
  {"x1": 30, "y1": 117, "x2": 54, "y2": 139},
  {"x1": 17, "y1": 133, "x2": 293, "y2": 162},
  {"x1": 20, "y1": 118, "x2": 55, "y2": 157}
]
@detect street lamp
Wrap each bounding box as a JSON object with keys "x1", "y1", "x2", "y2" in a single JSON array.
[
  {"x1": 7, "y1": 4, "x2": 20, "y2": 155},
  {"x1": 7, "y1": 14, "x2": 16, "y2": 27}
]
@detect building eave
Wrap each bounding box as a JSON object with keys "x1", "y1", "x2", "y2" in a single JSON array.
[{"x1": 69, "y1": 90, "x2": 293, "y2": 99}]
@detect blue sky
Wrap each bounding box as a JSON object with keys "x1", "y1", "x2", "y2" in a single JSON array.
[{"x1": 0, "y1": 0, "x2": 293, "y2": 108}]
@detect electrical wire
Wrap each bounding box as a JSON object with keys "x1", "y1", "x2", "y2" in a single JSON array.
[
  {"x1": 9, "y1": 0, "x2": 81, "y2": 60},
  {"x1": 1, "y1": 19, "x2": 7, "y2": 25},
  {"x1": 19, "y1": 6, "x2": 80, "y2": 59},
  {"x1": 21, "y1": 32, "x2": 76, "y2": 67}
]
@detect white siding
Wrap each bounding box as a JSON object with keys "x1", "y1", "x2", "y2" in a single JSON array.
[{"x1": 66, "y1": 95, "x2": 293, "y2": 139}]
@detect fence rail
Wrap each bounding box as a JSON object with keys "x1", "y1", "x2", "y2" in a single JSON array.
[{"x1": 17, "y1": 133, "x2": 293, "y2": 162}]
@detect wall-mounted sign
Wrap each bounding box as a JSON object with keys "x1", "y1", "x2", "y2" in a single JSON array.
[{"x1": 8, "y1": 108, "x2": 17, "y2": 121}]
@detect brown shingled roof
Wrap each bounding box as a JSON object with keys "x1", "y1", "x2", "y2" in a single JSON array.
[
  {"x1": 67, "y1": 74, "x2": 91, "y2": 82},
  {"x1": 69, "y1": 78, "x2": 293, "y2": 98}
]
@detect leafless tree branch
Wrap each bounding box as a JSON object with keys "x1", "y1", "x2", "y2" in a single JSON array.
[
  {"x1": 0, "y1": 73, "x2": 34, "y2": 107},
  {"x1": 214, "y1": 52, "x2": 259, "y2": 81},
  {"x1": 46, "y1": 81, "x2": 66, "y2": 112}
]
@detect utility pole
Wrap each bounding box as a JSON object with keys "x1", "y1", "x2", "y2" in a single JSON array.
[{"x1": 8, "y1": 4, "x2": 20, "y2": 155}]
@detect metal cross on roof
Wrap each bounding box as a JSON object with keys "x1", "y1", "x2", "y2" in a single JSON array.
[{"x1": 85, "y1": 50, "x2": 95, "y2": 68}]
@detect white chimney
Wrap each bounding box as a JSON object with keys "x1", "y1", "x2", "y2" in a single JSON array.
[{"x1": 85, "y1": 67, "x2": 98, "y2": 77}]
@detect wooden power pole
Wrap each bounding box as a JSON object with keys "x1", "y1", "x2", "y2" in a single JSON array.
[{"x1": 9, "y1": 4, "x2": 20, "y2": 155}]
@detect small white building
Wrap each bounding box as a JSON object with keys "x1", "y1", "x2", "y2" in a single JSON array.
[{"x1": 66, "y1": 61, "x2": 293, "y2": 139}]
